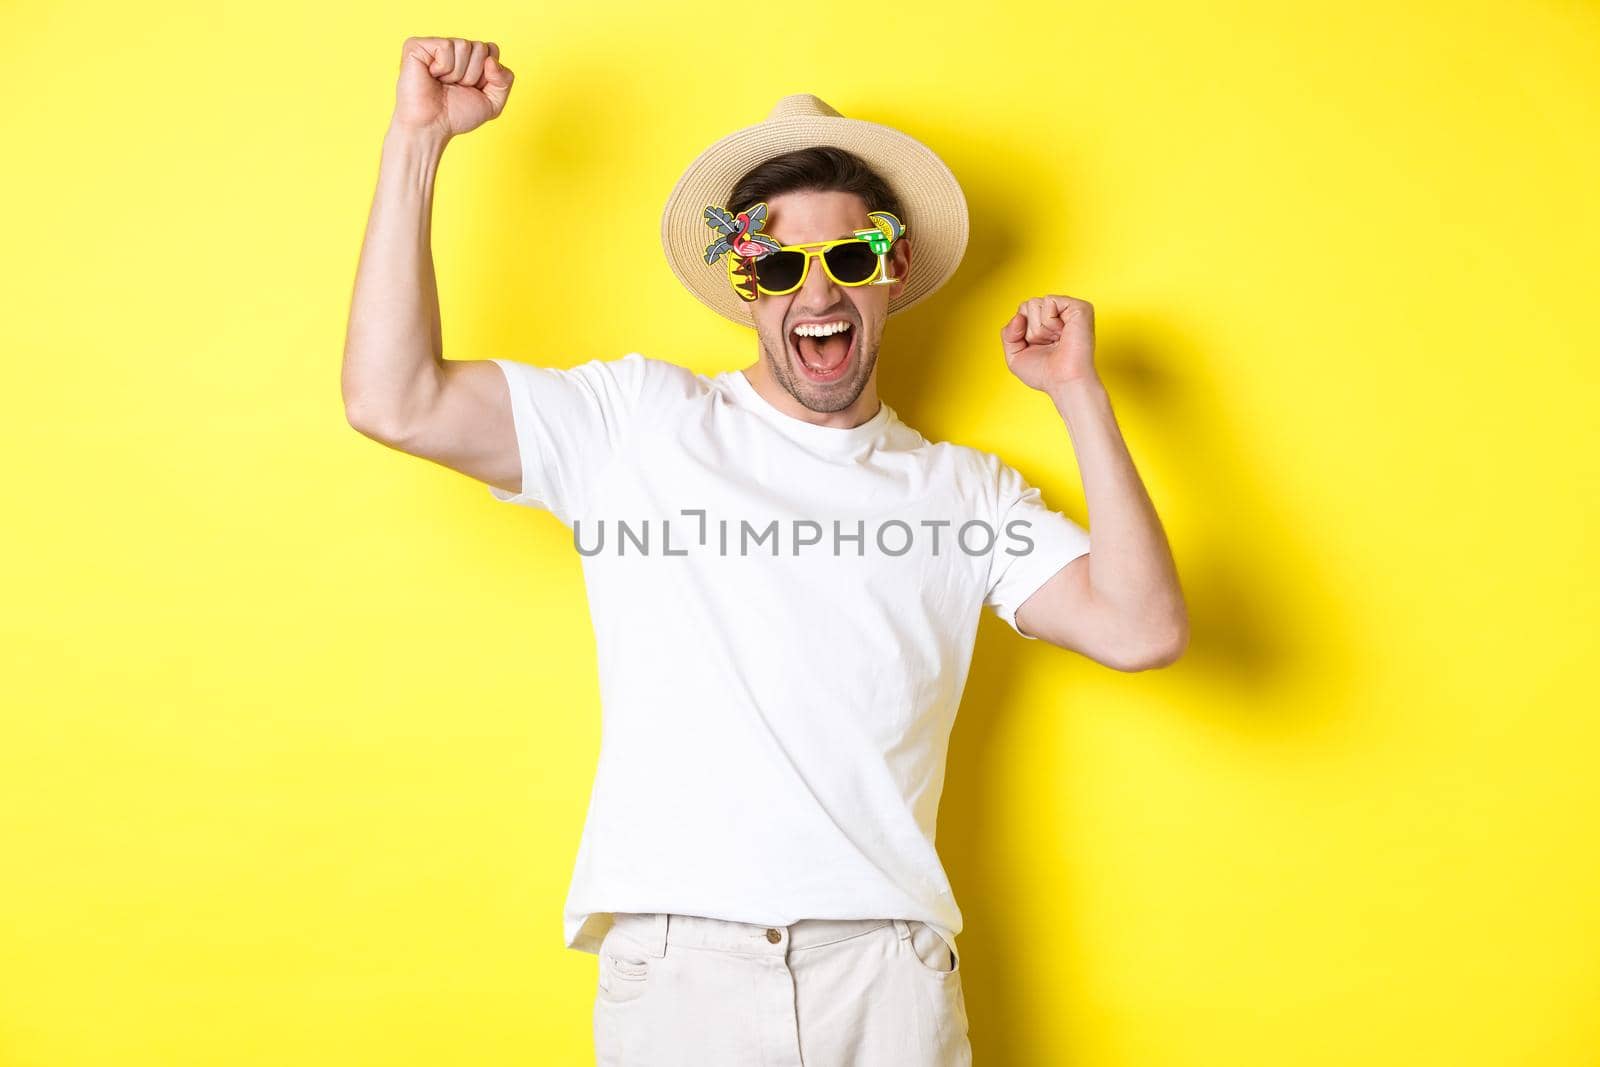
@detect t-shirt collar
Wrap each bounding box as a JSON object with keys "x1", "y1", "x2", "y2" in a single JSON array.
[{"x1": 727, "y1": 368, "x2": 894, "y2": 452}]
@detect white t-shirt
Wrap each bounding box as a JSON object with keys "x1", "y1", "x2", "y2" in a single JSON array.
[{"x1": 486, "y1": 352, "x2": 1091, "y2": 961}]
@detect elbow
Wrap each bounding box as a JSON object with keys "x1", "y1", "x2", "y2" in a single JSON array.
[
  {"x1": 1143, "y1": 626, "x2": 1190, "y2": 670},
  {"x1": 1112, "y1": 613, "x2": 1190, "y2": 672},
  {"x1": 344, "y1": 399, "x2": 406, "y2": 445}
]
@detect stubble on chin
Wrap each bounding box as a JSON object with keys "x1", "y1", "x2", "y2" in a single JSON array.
[{"x1": 762, "y1": 331, "x2": 874, "y2": 416}]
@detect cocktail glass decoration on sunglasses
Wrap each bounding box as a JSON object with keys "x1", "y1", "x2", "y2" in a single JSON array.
[{"x1": 702, "y1": 200, "x2": 907, "y2": 303}]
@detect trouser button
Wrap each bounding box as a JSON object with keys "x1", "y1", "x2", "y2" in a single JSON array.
[{"x1": 766, "y1": 928, "x2": 782, "y2": 943}]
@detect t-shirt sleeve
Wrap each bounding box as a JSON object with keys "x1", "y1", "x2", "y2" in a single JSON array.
[
  {"x1": 982, "y1": 457, "x2": 1092, "y2": 640},
  {"x1": 485, "y1": 352, "x2": 650, "y2": 524}
]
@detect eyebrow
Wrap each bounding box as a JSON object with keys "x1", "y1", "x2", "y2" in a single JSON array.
[{"x1": 776, "y1": 232, "x2": 862, "y2": 245}]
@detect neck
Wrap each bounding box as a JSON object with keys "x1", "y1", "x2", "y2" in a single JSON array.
[{"x1": 742, "y1": 361, "x2": 882, "y2": 429}]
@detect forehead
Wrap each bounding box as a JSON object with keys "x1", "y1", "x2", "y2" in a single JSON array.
[{"x1": 762, "y1": 189, "x2": 871, "y2": 244}]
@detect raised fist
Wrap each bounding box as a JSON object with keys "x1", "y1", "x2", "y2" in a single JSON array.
[
  {"x1": 1000, "y1": 295, "x2": 1098, "y2": 393},
  {"x1": 392, "y1": 36, "x2": 514, "y2": 139}
]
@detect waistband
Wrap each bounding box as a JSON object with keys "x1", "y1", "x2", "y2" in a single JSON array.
[{"x1": 606, "y1": 912, "x2": 916, "y2": 957}]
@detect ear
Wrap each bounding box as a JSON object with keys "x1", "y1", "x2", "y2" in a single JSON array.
[{"x1": 887, "y1": 237, "x2": 912, "y2": 300}]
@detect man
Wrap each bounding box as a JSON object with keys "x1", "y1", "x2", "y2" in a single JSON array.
[{"x1": 343, "y1": 36, "x2": 1188, "y2": 1067}]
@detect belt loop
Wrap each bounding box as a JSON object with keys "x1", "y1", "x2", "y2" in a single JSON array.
[
  {"x1": 893, "y1": 918, "x2": 911, "y2": 940},
  {"x1": 649, "y1": 913, "x2": 668, "y2": 957}
]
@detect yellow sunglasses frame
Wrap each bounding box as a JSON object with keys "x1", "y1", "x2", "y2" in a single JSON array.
[{"x1": 727, "y1": 237, "x2": 891, "y2": 299}]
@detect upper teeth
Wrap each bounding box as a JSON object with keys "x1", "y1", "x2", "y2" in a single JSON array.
[{"x1": 794, "y1": 321, "x2": 852, "y2": 337}]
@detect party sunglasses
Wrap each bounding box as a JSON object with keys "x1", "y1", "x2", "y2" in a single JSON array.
[
  {"x1": 730, "y1": 236, "x2": 885, "y2": 296},
  {"x1": 703, "y1": 200, "x2": 906, "y2": 302}
]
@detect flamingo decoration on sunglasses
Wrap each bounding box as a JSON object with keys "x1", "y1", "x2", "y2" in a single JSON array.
[{"x1": 703, "y1": 201, "x2": 784, "y2": 302}]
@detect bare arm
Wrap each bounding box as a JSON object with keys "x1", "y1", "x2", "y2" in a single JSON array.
[
  {"x1": 1003, "y1": 295, "x2": 1190, "y2": 670},
  {"x1": 341, "y1": 36, "x2": 522, "y2": 494},
  {"x1": 341, "y1": 117, "x2": 448, "y2": 440},
  {"x1": 1014, "y1": 376, "x2": 1187, "y2": 670}
]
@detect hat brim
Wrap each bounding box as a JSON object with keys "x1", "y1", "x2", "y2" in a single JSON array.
[{"x1": 660, "y1": 113, "x2": 969, "y2": 329}]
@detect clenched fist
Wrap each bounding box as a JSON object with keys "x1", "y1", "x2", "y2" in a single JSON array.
[
  {"x1": 392, "y1": 36, "x2": 514, "y2": 140},
  {"x1": 1001, "y1": 295, "x2": 1098, "y2": 393}
]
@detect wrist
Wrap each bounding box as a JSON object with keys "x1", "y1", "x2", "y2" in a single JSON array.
[
  {"x1": 385, "y1": 117, "x2": 452, "y2": 156},
  {"x1": 1046, "y1": 374, "x2": 1106, "y2": 407}
]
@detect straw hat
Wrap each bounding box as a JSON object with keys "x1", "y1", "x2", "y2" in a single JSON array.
[{"x1": 660, "y1": 93, "x2": 970, "y2": 329}]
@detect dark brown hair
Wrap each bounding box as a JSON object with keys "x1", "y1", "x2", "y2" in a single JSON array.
[{"x1": 725, "y1": 146, "x2": 908, "y2": 236}]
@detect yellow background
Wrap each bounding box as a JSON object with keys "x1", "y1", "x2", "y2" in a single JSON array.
[{"x1": 4, "y1": 1, "x2": 1597, "y2": 1064}]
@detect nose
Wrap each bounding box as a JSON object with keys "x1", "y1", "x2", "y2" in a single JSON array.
[{"x1": 800, "y1": 249, "x2": 842, "y2": 301}]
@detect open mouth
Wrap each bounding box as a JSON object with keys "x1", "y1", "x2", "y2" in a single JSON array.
[{"x1": 789, "y1": 320, "x2": 855, "y2": 383}]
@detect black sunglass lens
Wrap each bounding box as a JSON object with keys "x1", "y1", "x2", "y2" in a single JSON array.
[
  {"x1": 755, "y1": 251, "x2": 806, "y2": 291},
  {"x1": 825, "y1": 242, "x2": 879, "y2": 283}
]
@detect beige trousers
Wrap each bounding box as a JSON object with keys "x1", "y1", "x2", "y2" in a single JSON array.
[{"x1": 593, "y1": 912, "x2": 972, "y2": 1066}]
